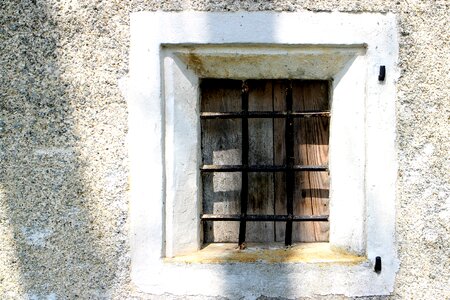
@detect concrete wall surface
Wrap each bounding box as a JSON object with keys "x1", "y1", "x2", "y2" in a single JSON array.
[{"x1": 0, "y1": 1, "x2": 448, "y2": 299}]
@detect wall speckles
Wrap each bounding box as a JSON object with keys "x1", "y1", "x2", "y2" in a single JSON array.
[
  {"x1": 0, "y1": 0, "x2": 448, "y2": 299},
  {"x1": 20, "y1": 227, "x2": 53, "y2": 247}
]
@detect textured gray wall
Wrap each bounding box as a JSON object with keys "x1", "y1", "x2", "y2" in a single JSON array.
[{"x1": 0, "y1": 1, "x2": 448, "y2": 299}]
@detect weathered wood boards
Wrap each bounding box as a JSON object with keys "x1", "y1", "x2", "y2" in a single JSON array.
[{"x1": 201, "y1": 79, "x2": 329, "y2": 243}]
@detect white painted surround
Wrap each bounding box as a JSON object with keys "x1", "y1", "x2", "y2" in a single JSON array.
[{"x1": 126, "y1": 11, "x2": 399, "y2": 298}]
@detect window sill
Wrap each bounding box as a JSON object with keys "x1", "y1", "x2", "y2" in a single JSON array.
[{"x1": 164, "y1": 242, "x2": 365, "y2": 265}]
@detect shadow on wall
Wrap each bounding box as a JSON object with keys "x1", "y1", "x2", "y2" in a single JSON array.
[
  {"x1": 197, "y1": 10, "x2": 296, "y2": 299},
  {"x1": 0, "y1": 1, "x2": 128, "y2": 298}
]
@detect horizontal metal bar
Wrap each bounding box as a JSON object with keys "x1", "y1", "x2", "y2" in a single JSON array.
[
  {"x1": 201, "y1": 214, "x2": 329, "y2": 222},
  {"x1": 200, "y1": 165, "x2": 328, "y2": 172},
  {"x1": 200, "y1": 111, "x2": 330, "y2": 119}
]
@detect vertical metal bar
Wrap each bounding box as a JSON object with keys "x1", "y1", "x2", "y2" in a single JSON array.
[
  {"x1": 238, "y1": 82, "x2": 249, "y2": 248},
  {"x1": 285, "y1": 83, "x2": 295, "y2": 246},
  {"x1": 272, "y1": 80, "x2": 276, "y2": 243}
]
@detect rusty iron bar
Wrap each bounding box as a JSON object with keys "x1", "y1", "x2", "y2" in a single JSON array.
[
  {"x1": 238, "y1": 81, "x2": 249, "y2": 247},
  {"x1": 285, "y1": 84, "x2": 295, "y2": 246},
  {"x1": 200, "y1": 164, "x2": 328, "y2": 172},
  {"x1": 201, "y1": 214, "x2": 329, "y2": 222},
  {"x1": 200, "y1": 111, "x2": 330, "y2": 119}
]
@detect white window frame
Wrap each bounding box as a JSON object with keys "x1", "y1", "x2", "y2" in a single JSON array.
[{"x1": 126, "y1": 11, "x2": 399, "y2": 297}]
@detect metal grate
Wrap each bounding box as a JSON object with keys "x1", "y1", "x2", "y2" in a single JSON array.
[{"x1": 200, "y1": 80, "x2": 330, "y2": 247}]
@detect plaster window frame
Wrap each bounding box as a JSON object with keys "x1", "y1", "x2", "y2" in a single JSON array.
[{"x1": 126, "y1": 11, "x2": 399, "y2": 298}]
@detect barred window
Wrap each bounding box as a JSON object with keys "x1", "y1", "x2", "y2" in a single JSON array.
[{"x1": 200, "y1": 79, "x2": 330, "y2": 247}]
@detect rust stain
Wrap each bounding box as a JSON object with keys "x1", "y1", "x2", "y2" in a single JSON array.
[{"x1": 185, "y1": 52, "x2": 205, "y2": 75}]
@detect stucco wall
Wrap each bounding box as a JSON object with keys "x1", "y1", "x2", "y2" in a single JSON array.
[{"x1": 0, "y1": 1, "x2": 448, "y2": 299}]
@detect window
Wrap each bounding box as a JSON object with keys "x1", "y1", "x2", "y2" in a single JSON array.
[
  {"x1": 200, "y1": 79, "x2": 330, "y2": 246},
  {"x1": 128, "y1": 11, "x2": 398, "y2": 297}
]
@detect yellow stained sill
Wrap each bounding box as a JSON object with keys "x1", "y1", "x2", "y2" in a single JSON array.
[{"x1": 164, "y1": 242, "x2": 366, "y2": 265}]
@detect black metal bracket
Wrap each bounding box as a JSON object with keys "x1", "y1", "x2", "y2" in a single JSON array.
[
  {"x1": 374, "y1": 256, "x2": 382, "y2": 273},
  {"x1": 378, "y1": 66, "x2": 386, "y2": 82}
]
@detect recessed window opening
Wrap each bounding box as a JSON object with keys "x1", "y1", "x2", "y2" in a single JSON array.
[
  {"x1": 129, "y1": 12, "x2": 398, "y2": 296},
  {"x1": 200, "y1": 79, "x2": 330, "y2": 248}
]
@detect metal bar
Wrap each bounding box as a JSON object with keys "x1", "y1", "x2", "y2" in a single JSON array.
[
  {"x1": 201, "y1": 214, "x2": 329, "y2": 222},
  {"x1": 201, "y1": 111, "x2": 330, "y2": 119},
  {"x1": 374, "y1": 256, "x2": 382, "y2": 273},
  {"x1": 285, "y1": 84, "x2": 295, "y2": 246},
  {"x1": 378, "y1": 66, "x2": 386, "y2": 81},
  {"x1": 200, "y1": 165, "x2": 328, "y2": 172},
  {"x1": 238, "y1": 82, "x2": 249, "y2": 248}
]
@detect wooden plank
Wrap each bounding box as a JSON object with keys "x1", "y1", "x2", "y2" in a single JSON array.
[
  {"x1": 293, "y1": 80, "x2": 330, "y2": 242},
  {"x1": 273, "y1": 80, "x2": 289, "y2": 242},
  {"x1": 201, "y1": 79, "x2": 242, "y2": 242},
  {"x1": 292, "y1": 80, "x2": 329, "y2": 112},
  {"x1": 201, "y1": 79, "x2": 242, "y2": 113},
  {"x1": 246, "y1": 80, "x2": 274, "y2": 242}
]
